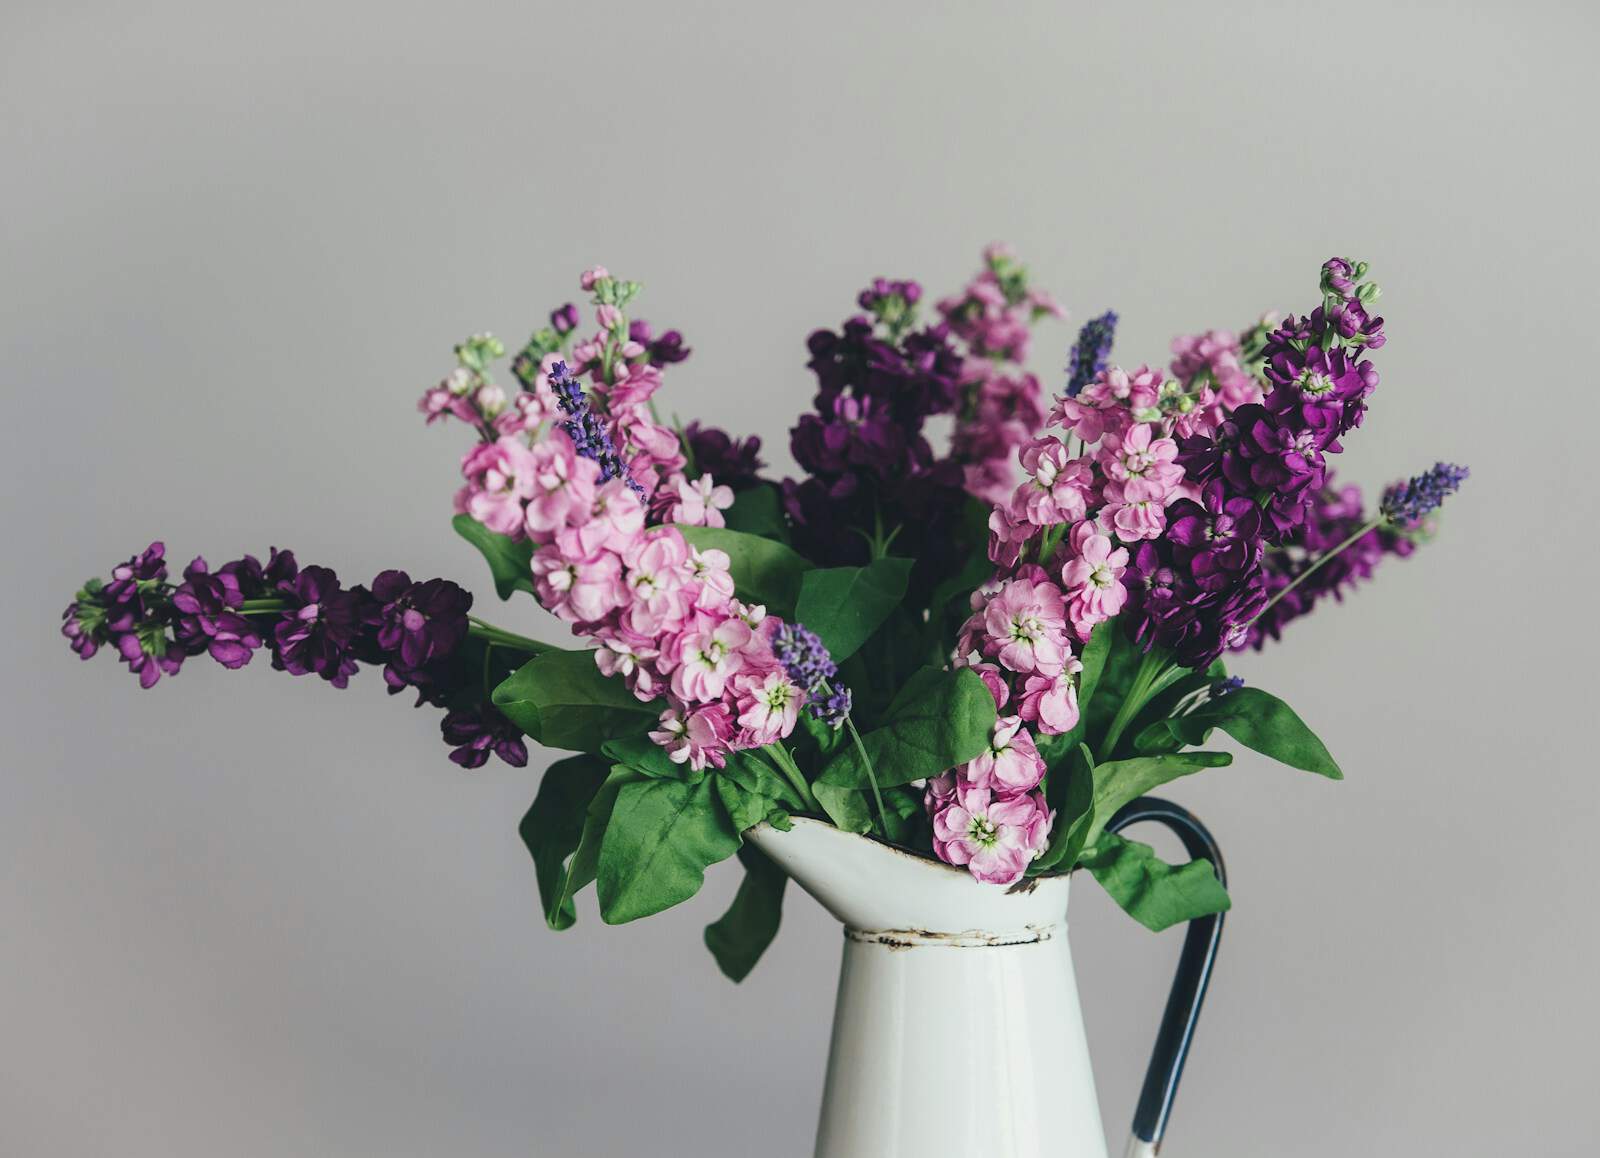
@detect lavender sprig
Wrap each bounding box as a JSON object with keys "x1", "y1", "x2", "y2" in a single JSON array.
[
  {"x1": 1065, "y1": 309, "x2": 1118, "y2": 397},
  {"x1": 548, "y1": 359, "x2": 645, "y2": 497},
  {"x1": 1380, "y1": 462, "x2": 1469, "y2": 528}
]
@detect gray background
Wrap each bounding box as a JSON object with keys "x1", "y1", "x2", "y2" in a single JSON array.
[{"x1": 4, "y1": 2, "x2": 1597, "y2": 1155}]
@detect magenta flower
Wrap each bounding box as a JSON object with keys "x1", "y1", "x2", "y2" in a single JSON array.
[
  {"x1": 734, "y1": 668, "x2": 804, "y2": 746},
  {"x1": 1059, "y1": 526, "x2": 1130, "y2": 637},
  {"x1": 1018, "y1": 665, "x2": 1082, "y2": 735}
]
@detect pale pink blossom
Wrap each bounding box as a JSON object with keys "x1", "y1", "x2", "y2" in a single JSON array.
[
  {"x1": 965, "y1": 715, "x2": 1047, "y2": 793},
  {"x1": 580, "y1": 265, "x2": 609, "y2": 291},
  {"x1": 594, "y1": 631, "x2": 662, "y2": 701},
  {"x1": 531, "y1": 545, "x2": 624, "y2": 624},
  {"x1": 456, "y1": 437, "x2": 539, "y2": 537},
  {"x1": 1059, "y1": 526, "x2": 1130, "y2": 634},
  {"x1": 668, "y1": 474, "x2": 734, "y2": 528},
  {"x1": 665, "y1": 615, "x2": 753, "y2": 702},
  {"x1": 735, "y1": 668, "x2": 804, "y2": 746},
  {"x1": 684, "y1": 546, "x2": 736, "y2": 610},
  {"x1": 930, "y1": 781, "x2": 1052, "y2": 885},
  {"x1": 1018, "y1": 662, "x2": 1082, "y2": 735},
  {"x1": 1015, "y1": 437, "x2": 1094, "y2": 527},
  {"x1": 1103, "y1": 477, "x2": 1170, "y2": 542},
  {"x1": 968, "y1": 661, "x2": 1011, "y2": 710},
  {"x1": 524, "y1": 437, "x2": 599, "y2": 536},
  {"x1": 649, "y1": 702, "x2": 732, "y2": 771},
  {"x1": 1098, "y1": 423, "x2": 1183, "y2": 492},
  {"x1": 982, "y1": 577, "x2": 1070, "y2": 676}
]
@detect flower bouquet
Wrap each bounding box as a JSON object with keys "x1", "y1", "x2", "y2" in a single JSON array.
[{"x1": 61, "y1": 249, "x2": 1466, "y2": 979}]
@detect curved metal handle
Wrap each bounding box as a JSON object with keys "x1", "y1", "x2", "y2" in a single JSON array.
[{"x1": 1106, "y1": 796, "x2": 1226, "y2": 1157}]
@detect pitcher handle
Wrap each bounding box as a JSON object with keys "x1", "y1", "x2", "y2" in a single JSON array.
[{"x1": 1105, "y1": 796, "x2": 1226, "y2": 1158}]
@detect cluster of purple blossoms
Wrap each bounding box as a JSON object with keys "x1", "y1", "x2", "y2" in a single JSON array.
[
  {"x1": 683, "y1": 421, "x2": 766, "y2": 491},
  {"x1": 771, "y1": 622, "x2": 852, "y2": 727},
  {"x1": 60, "y1": 543, "x2": 524, "y2": 768},
  {"x1": 1064, "y1": 310, "x2": 1118, "y2": 397}
]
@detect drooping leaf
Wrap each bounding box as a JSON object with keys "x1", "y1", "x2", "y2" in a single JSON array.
[
  {"x1": 1081, "y1": 832, "x2": 1231, "y2": 932},
  {"x1": 721, "y1": 485, "x2": 791, "y2": 543},
  {"x1": 704, "y1": 846, "x2": 788, "y2": 983},
  {"x1": 519, "y1": 755, "x2": 611, "y2": 930},
  {"x1": 1080, "y1": 751, "x2": 1233, "y2": 851},
  {"x1": 602, "y1": 734, "x2": 691, "y2": 780},
  {"x1": 596, "y1": 776, "x2": 743, "y2": 924},
  {"x1": 452, "y1": 514, "x2": 535, "y2": 601},
  {"x1": 542, "y1": 765, "x2": 645, "y2": 928},
  {"x1": 492, "y1": 650, "x2": 656, "y2": 753},
  {"x1": 793, "y1": 557, "x2": 914, "y2": 662},
  {"x1": 1032, "y1": 743, "x2": 1097, "y2": 874},
  {"x1": 1148, "y1": 688, "x2": 1342, "y2": 778},
  {"x1": 812, "y1": 779, "x2": 873, "y2": 833},
  {"x1": 719, "y1": 749, "x2": 804, "y2": 811},
  {"x1": 676, "y1": 526, "x2": 814, "y2": 615},
  {"x1": 817, "y1": 667, "x2": 997, "y2": 791}
]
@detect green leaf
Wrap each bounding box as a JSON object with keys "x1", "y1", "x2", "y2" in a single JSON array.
[
  {"x1": 1083, "y1": 628, "x2": 1149, "y2": 749},
  {"x1": 492, "y1": 650, "x2": 656, "y2": 753},
  {"x1": 817, "y1": 667, "x2": 998, "y2": 791},
  {"x1": 602, "y1": 734, "x2": 691, "y2": 780},
  {"x1": 1081, "y1": 751, "x2": 1233, "y2": 851},
  {"x1": 812, "y1": 780, "x2": 873, "y2": 833},
  {"x1": 1081, "y1": 832, "x2": 1231, "y2": 932},
  {"x1": 704, "y1": 847, "x2": 787, "y2": 982},
  {"x1": 543, "y1": 765, "x2": 645, "y2": 928},
  {"x1": 793, "y1": 557, "x2": 914, "y2": 662},
  {"x1": 1038, "y1": 621, "x2": 1118, "y2": 769},
  {"x1": 519, "y1": 755, "x2": 611, "y2": 930},
  {"x1": 719, "y1": 749, "x2": 804, "y2": 811},
  {"x1": 452, "y1": 514, "x2": 534, "y2": 600},
  {"x1": 1032, "y1": 743, "x2": 1096, "y2": 874},
  {"x1": 926, "y1": 546, "x2": 994, "y2": 623},
  {"x1": 721, "y1": 485, "x2": 790, "y2": 542},
  {"x1": 677, "y1": 526, "x2": 814, "y2": 615},
  {"x1": 1152, "y1": 688, "x2": 1342, "y2": 778},
  {"x1": 596, "y1": 777, "x2": 742, "y2": 924}
]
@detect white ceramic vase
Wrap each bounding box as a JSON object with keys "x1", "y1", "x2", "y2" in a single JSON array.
[{"x1": 746, "y1": 798, "x2": 1223, "y2": 1158}]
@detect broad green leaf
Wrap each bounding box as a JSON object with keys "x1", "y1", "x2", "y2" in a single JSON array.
[
  {"x1": 602, "y1": 734, "x2": 691, "y2": 780},
  {"x1": 793, "y1": 557, "x2": 914, "y2": 662},
  {"x1": 720, "y1": 749, "x2": 804, "y2": 811},
  {"x1": 1081, "y1": 751, "x2": 1233, "y2": 851},
  {"x1": 1154, "y1": 688, "x2": 1342, "y2": 778},
  {"x1": 1081, "y1": 832, "x2": 1231, "y2": 932},
  {"x1": 1032, "y1": 743, "x2": 1096, "y2": 874},
  {"x1": 596, "y1": 777, "x2": 742, "y2": 924},
  {"x1": 519, "y1": 755, "x2": 611, "y2": 930},
  {"x1": 492, "y1": 650, "x2": 656, "y2": 753},
  {"x1": 722, "y1": 485, "x2": 790, "y2": 543},
  {"x1": 545, "y1": 765, "x2": 645, "y2": 928},
  {"x1": 1083, "y1": 628, "x2": 1150, "y2": 749},
  {"x1": 704, "y1": 847, "x2": 787, "y2": 983},
  {"x1": 812, "y1": 780, "x2": 872, "y2": 833},
  {"x1": 817, "y1": 667, "x2": 997, "y2": 791},
  {"x1": 677, "y1": 526, "x2": 814, "y2": 615},
  {"x1": 879, "y1": 784, "x2": 929, "y2": 845},
  {"x1": 926, "y1": 547, "x2": 993, "y2": 623},
  {"x1": 452, "y1": 514, "x2": 534, "y2": 600}
]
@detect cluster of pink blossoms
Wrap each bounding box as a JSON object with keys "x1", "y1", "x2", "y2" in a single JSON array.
[
  {"x1": 927, "y1": 343, "x2": 1262, "y2": 884},
  {"x1": 941, "y1": 243, "x2": 1064, "y2": 504},
  {"x1": 422, "y1": 271, "x2": 797, "y2": 772}
]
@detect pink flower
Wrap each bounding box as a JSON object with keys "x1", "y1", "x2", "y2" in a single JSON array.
[
  {"x1": 965, "y1": 715, "x2": 1046, "y2": 793},
  {"x1": 968, "y1": 661, "x2": 1011, "y2": 710},
  {"x1": 1098, "y1": 423, "x2": 1183, "y2": 492},
  {"x1": 594, "y1": 630, "x2": 662, "y2": 701},
  {"x1": 981, "y1": 577, "x2": 1069, "y2": 675},
  {"x1": 1014, "y1": 437, "x2": 1094, "y2": 527},
  {"x1": 456, "y1": 437, "x2": 539, "y2": 537},
  {"x1": 524, "y1": 436, "x2": 599, "y2": 536},
  {"x1": 1018, "y1": 661, "x2": 1082, "y2": 735},
  {"x1": 1059, "y1": 526, "x2": 1130, "y2": 635},
  {"x1": 608, "y1": 363, "x2": 663, "y2": 409},
  {"x1": 1103, "y1": 477, "x2": 1170, "y2": 542},
  {"x1": 580, "y1": 265, "x2": 609, "y2": 291},
  {"x1": 735, "y1": 668, "x2": 803, "y2": 746},
  {"x1": 665, "y1": 614, "x2": 753, "y2": 702},
  {"x1": 621, "y1": 530, "x2": 692, "y2": 635},
  {"x1": 649, "y1": 702, "x2": 732, "y2": 771},
  {"x1": 531, "y1": 545, "x2": 625, "y2": 624},
  {"x1": 930, "y1": 781, "x2": 1052, "y2": 886},
  {"x1": 596, "y1": 303, "x2": 622, "y2": 331},
  {"x1": 559, "y1": 478, "x2": 646, "y2": 557},
  {"x1": 683, "y1": 546, "x2": 736, "y2": 610},
  {"x1": 668, "y1": 474, "x2": 734, "y2": 527}
]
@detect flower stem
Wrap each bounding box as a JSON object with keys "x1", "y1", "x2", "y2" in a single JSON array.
[
  {"x1": 763, "y1": 744, "x2": 818, "y2": 812},
  {"x1": 843, "y1": 713, "x2": 889, "y2": 833},
  {"x1": 466, "y1": 615, "x2": 546, "y2": 654},
  {"x1": 1101, "y1": 651, "x2": 1185, "y2": 756},
  {"x1": 1248, "y1": 516, "x2": 1383, "y2": 626}
]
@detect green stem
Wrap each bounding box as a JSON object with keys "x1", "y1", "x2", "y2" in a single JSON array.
[
  {"x1": 466, "y1": 616, "x2": 545, "y2": 654},
  {"x1": 763, "y1": 744, "x2": 818, "y2": 812},
  {"x1": 1249, "y1": 516, "x2": 1383, "y2": 626},
  {"x1": 238, "y1": 599, "x2": 286, "y2": 614},
  {"x1": 842, "y1": 713, "x2": 889, "y2": 833},
  {"x1": 1101, "y1": 652, "x2": 1187, "y2": 757}
]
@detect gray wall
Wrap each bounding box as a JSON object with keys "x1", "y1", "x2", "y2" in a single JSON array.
[{"x1": 4, "y1": 2, "x2": 1595, "y2": 1155}]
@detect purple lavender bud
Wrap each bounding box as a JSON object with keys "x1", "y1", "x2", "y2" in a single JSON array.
[
  {"x1": 772, "y1": 621, "x2": 853, "y2": 727},
  {"x1": 1379, "y1": 462, "x2": 1469, "y2": 528},
  {"x1": 1210, "y1": 675, "x2": 1245, "y2": 698},
  {"x1": 1065, "y1": 310, "x2": 1118, "y2": 397},
  {"x1": 548, "y1": 359, "x2": 646, "y2": 497}
]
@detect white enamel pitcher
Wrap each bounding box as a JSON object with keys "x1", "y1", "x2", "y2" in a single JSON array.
[{"x1": 747, "y1": 796, "x2": 1224, "y2": 1158}]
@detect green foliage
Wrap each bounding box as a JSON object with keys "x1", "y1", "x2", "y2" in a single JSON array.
[
  {"x1": 813, "y1": 779, "x2": 874, "y2": 833},
  {"x1": 1032, "y1": 743, "x2": 1096, "y2": 875},
  {"x1": 493, "y1": 650, "x2": 656, "y2": 753},
  {"x1": 518, "y1": 756, "x2": 611, "y2": 931},
  {"x1": 1037, "y1": 621, "x2": 1116, "y2": 769},
  {"x1": 677, "y1": 526, "x2": 814, "y2": 614},
  {"x1": 704, "y1": 847, "x2": 788, "y2": 982},
  {"x1": 1080, "y1": 832, "x2": 1231, "y2": 932},
  {"x1": 452, "y1": 514, "x2": 534, "y2": 600},
  {"x1": 596, "y1": 777, "x2": 743, "y2": 924},
  {"x1": 817, "y1": 667, "x2": 997, "y2": 792},
  {"x1": 1079, "y1": 751, "x2": 1233, "y2": 852},
  {"x1": 532, "y1": 765, "x2": 645, "y2": 928},
  {"x1": 794, "y1": 557, "x2": 914, "y2": 662},
  {"x1": 721, "y1": 485, "x2": 790, "y2": 543},
  {"x1": 1135, "y1": 688, "x2": 1342, "y2": 778}
]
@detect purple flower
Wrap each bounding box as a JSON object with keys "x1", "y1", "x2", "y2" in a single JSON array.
[
  {"x1": 271, "y1": 565, "x2": 372, "y2": 688},
  {"x1": 1123, "y1": 539, "x2": 1267, "y2": 669},
  {"x1": 1380, "y1": 462, "x2": 1469, "y2": 528},
  {"x1": 441, "y1": 705, "x2": 528, "y2": 769},
  {"x1": 219, "y1": 548, "x2": 299, "y2": 598},
  {"x1": 771, "y1": 621, "x2": 852, "y2": 727},
  {"x1": 550, "y1": 303, "x2": 580, "y2": 335},
  {"x1": 369, "y1": 570, "x2": 473, "y2": 672},
  {"x1": 1164, "y1": 480, "x2": 1264, "y2": 590},
  {"x1": 627, "y1": 319, "x2": 691, "y2": 366},
  {"x1": 1065, "y1": 310, "x2": 1118, "y2": 398},
  {"x1": 683, "y1": 422, "x2": 765, "y2": 490},
  {"x1": 171, "y1": 556, "x2": 263, "y2": 669},
  {"x1": 1210, "y1": 675, "x2": 1245, "y2": 698}
]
